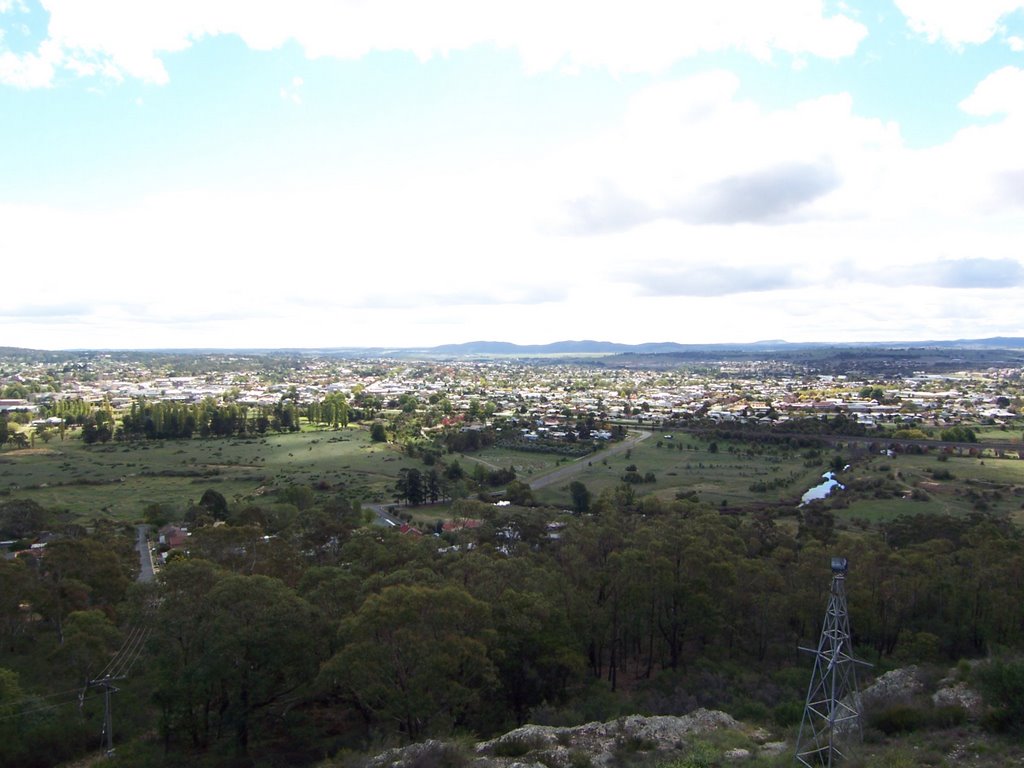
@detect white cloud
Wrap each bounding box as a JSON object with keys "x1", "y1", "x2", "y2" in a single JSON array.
[
  {"x1": 2, "y1": 0, "x2": 866, "y2": 88},
  {"x1": 5, "y1": 50, "x2": 1024, "y2": 347},
  {"x1": 959, "y1": 66, "x2": 1024, "y2": 116},
  {"x1": 542, "y1": 72, "x2": 904, "y2": 233},
  {"x1": 538, "y1": 61, "x2": 1024, "y2": 241},
  {"x1": 0, "y1": 37, "x2": 61, "y2": 88},
  {"x1": 895, "y1": 0, "x2": 1024, "y2": 47}
]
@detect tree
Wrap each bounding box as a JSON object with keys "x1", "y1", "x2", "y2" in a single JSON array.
[
  {"x1": 396, "y1": 467, "x2": 425, "y2": 506},
  {"x1": 505, "y1": 480, "x2": 534, "y2": 506},
  {"x1": 52, "y1": 609, "x2": 122, "y2": 685},
  {"x1": 940, "y1": 425, "x2": 977, "y2": 443},
  {"x1": 152, "y1": 567, "x2": 325, "y2": 757},
  {"x1": 0, "y1": 559, "x2": 37, "y2": 653},
  {"x1": 491, "y1": 589, "x2": 583, "y2": 725},
  {"x1": 798, "y1": 507, "x2": 836, "y2": 546},
  {"x1": 39, "y1": 538, "x2": 132, "y2": 643},
  {"x1": 370, "y1": 421, "x2": 387, "y2": 442},
  {"x1": 0, "y1": 498, "x2": 53, "y2": 538},
  {"x1": 198, "y1": 488, "x2": 229, "y2": 519},
  {"x1": 297, "y1": 566, "x2": 363, "y2": 646},
  {"x1": 425, "y1": 468, "x2": 443, "y2": 504},
  {"x1": 321, "y1": 584, "x2": 496, "y2": 740},
  {"x1": 569, "y1": 481, "x2": 591, "y2": 513}
]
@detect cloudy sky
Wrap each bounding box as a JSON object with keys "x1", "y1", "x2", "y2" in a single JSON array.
[{"x1": 2, "y1": 1, "x2": 1024, "y2": 350}]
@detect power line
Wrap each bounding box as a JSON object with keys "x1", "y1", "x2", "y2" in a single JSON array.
[
  {"x1": 92, "y1": 624, "x2": 147, "y2": 681},
  {"x1": 0, "y1": 691, "x2": 102, "y2": 721},
  {"x1": 80, "y1": 624, "x2": 153, "y2": 758}
]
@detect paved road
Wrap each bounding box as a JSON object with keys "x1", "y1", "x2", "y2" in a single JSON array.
[
  {"x1": 528, "y1": 430, "x2": 651, "y2": 491},
  {"x1": 367, "y1": 502, "x2": 399, "y2": 527},
  {"x1": 135, "y1": 524, "x2": 155, "y2": 583}
]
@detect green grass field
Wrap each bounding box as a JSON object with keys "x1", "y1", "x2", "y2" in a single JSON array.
[
  {"x1": 974, "y1": 425, "x2": 1024, "y2": 445},
  {"x1": 529, "y1": 434, "x2": 829, "y2": 510},
  {"x1": 833, "y1": 451, "x2": 1024, "y2": 524},
  {"x1": 4, "y1": 424, "x2": 1023, "y2": 528},
  {"x1": 0, "y1": 426, "x2": 422, "y2": 521}
]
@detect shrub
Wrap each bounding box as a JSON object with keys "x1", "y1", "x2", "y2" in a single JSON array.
[
  {"x1": 868, "y1": 705, "x2": 927, "y2": 735},
  {"x1": 659, "y1": 741, "x2": 716, "y2": 768},
  {"x1": 773, "y1": 700, "x2": 803, "y2": 727},
  {"x1": 928, "y1": 705, "x2": 967, "y2": 729},
  {"x1": 976, "y1": 658, "x2": 1024, "y2": 734},
  {"x1": 728, "y1": 700, "x2": 769, "y2": 723}
]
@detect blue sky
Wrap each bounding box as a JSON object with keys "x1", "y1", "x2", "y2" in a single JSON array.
[{"x1": 2, "y1": 1, "x2": 1023, "y2": 350}]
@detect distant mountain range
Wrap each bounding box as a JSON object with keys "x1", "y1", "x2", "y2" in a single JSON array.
[
  {"x1": 416, "y1": 337, "x2": 1024, "y2": 356},
  {"x1": 3, "y1": 337, "x2": 1024, "y2": 360},
  {"x1": 335, "y1": 337, "x2": 1024, "y2": 360}
]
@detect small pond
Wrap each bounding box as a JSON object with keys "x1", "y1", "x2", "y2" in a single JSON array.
[{"x1": 799, "y1": 471, "x2": 845, "y2": 506}]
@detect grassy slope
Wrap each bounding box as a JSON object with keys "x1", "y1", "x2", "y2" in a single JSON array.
[
  {"x1": 835, "y1": 452, "x2": 1024, "y2": 524},
  {"x1": 527, "y1": 434, "x2": 827, "y2": 509},
  {"x1": 0, "y1": 427, "x2": 421, "y2": 521},
  {"x1": 3, "y1": 425, "x2": 1023, "y2": 527}
]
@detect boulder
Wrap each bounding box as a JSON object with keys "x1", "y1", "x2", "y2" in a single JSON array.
[
  {"x1": 860, "y1": 666, "x2": 925, "y2": 710},
  {"x1": 932, "y1": 681, "x2": 984, "y2": 718}
]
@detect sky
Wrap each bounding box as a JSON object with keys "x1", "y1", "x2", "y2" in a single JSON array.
[{"x1": 2, "y1": 1, "x2": 1024, "y2": 350}]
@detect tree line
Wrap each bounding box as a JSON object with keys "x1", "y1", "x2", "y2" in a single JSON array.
[{"x1": 4, "y1": 489, "x2": 1024, "y2": 765}]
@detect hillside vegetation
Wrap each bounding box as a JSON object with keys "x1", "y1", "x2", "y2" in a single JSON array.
[{"x1": 1, "y1": 350, "x2": 1023, "y2": 766}]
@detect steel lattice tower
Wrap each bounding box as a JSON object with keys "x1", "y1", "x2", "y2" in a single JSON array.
[{"x1": 795, "y1": 557, "x2": 864, "y2": 767}]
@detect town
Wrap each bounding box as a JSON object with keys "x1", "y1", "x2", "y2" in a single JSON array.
[{"x1": 2, "y1": 348, "x2": 1021, "y2": 442}]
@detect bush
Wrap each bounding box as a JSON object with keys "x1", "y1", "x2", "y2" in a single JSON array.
[
  {"x1": 868, "y1": 702, "x2": 967, "y2": 736},
  {"x1": 772, "y1": 700, "x2": 804, "y2": 727},
  {"x1": 868, "y1": 705, "x2": 927, "y2": 735},
  {"x1": 659, "y1": 741, "x2": 717, "y2": 768},
  {"x1": 929, "y1": 705, "x2": 967, "y2": 729},
  {"x1": 728, "y1": 700, "x2": 769, "y2": 723},
  {"x1": 976, "y1": 658, "x2": 1024, "y2": 734}
]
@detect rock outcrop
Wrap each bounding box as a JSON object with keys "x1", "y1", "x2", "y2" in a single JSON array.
[
  {"x1": 355, "y1": 664, "x2": 1001, "y2": 768},
  {"x1": 859, "y1": 665, "x2": 926, "y2": 710},
  {"x1": 363, "y1": 710, "x2": 782, "y2": 768}
]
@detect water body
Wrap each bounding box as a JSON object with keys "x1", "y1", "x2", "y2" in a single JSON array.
[{"x1": 799, "y1": 471, "x2": 845, "y2": 506}]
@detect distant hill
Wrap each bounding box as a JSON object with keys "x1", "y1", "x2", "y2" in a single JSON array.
[
  {"x1": 423, "y1": 339, "x2": 681, "y2": 356},
  {"x1": 4, "y1": 338, "x2": 1024, "y2": 361},
  {"x1": 389, "y1": 337, "x2": 1024, "y2": 359}
]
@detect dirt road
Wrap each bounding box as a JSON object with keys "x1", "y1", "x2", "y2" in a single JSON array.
[{"x1": 528, "y1": 430, "x2": 651, "y2": 491}]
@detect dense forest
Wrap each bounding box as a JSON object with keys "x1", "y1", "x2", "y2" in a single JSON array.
[{"x1": 3, "y1": 487, "x2": 1024, "y2": 766}]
